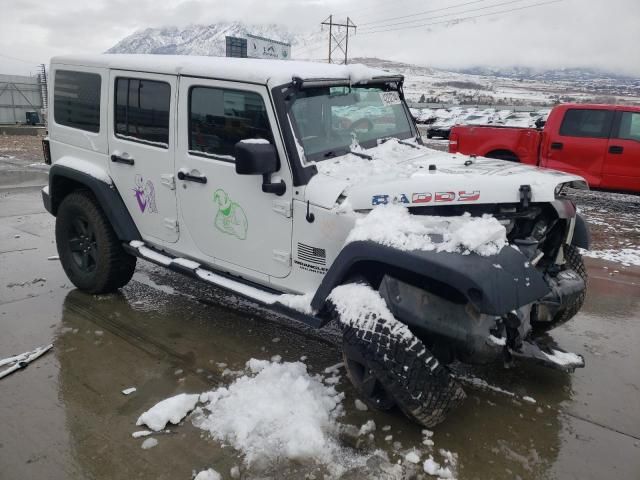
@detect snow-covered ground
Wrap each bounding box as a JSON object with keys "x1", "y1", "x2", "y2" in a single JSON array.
[{"x1": 135, "y1": 357, "x2": 461, "y2": 479}]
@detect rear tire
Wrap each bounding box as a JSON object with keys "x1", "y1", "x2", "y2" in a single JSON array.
[
  {"x1": 531, "y1": 244, "x2": 587, "y2": 334},
  {"x1": 56, "y1": 191, "x2": 136, "y2": 294},
  {"x1": 334, "y1": 282, "x2": 466, "y2": 427}
]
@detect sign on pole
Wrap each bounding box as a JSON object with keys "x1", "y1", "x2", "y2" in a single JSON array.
[{"x1": 246, "y1": 34, "x2": 291, "y2": 60}]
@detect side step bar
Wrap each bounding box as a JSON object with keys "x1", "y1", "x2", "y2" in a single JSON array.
[{"x1": 124, "y1": 241, "x2": 322, "y2": 327}]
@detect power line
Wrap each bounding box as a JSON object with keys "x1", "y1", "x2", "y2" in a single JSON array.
[
  {"x1": 358, "y1": 0, "x2": 528, "y2": 32},
  {"x1": 358, "y1": 0, "x2": 562, "y2": 35},
  {"x1": 358, "y1": 0, "x2": 487, "y2": 27}
]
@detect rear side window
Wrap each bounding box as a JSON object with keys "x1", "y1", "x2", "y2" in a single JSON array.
[
  {"x1": 188, "y1": 87, "x2": 273, "y2": 159},
  {"x1": 54, "y1": 70, "x2": 101, "y2": 133},
  {"x1": 559, "y1": 109, "x2": 613, "y2": 138},
  {"x1": 115, "y1": 78, "x2": 170, "y2": 148},
  {"x1": 616, "y1": 112, "x2": 640, "y2": 142}
]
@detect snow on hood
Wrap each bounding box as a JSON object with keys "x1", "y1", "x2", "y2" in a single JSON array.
[{"x1": 308, "y1": 139, "x2": 586, "y2": 210}]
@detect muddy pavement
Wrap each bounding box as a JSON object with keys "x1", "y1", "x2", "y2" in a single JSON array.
[{"x1": 1, "y1": 166, "x2": 640, "y2": 479}]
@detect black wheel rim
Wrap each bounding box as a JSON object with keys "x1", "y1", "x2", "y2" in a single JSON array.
[
  {"x1": 344, "y1": 344, "x2": 396, "y2": 410},
  {"x1": 68, "y1": 216, "x2": 98, "y2": 273}
]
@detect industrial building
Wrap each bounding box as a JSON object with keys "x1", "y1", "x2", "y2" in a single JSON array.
[{"x1": 0, "y1": 67, "x2": 47, "y2": 125}]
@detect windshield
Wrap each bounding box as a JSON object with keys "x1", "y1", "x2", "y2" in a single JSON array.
[{"x1": 288, "y1": 85, "x2": 414, "y2": 162}]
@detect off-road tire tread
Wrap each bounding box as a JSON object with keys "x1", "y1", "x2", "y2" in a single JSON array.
[
  {"x1": 342, "y1": 314, "x2": 466, "y2": 427},
  {"x1": 56, "y1": 191, "x2": 136, "y2": 293},
  {"x1": 533, "y1": 244, "x2": 587, "y2": 333}
]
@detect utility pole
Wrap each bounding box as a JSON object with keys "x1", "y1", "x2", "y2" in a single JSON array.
[{"x1": 321, "y1": 16, "x2": 357, "y2": 64}]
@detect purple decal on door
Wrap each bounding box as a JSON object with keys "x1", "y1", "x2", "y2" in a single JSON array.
[{"x1": 133, "y1": 175, "x2": 158, "y2": 214}]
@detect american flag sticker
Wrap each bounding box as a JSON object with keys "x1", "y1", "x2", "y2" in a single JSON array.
[{"x1": 297, "y1": 243, "x2": 326, "y2": 266}]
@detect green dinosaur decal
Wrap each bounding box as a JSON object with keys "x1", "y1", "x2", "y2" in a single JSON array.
[{"x1": 213, "y1": 189, "x2": 248, "y2": 240}]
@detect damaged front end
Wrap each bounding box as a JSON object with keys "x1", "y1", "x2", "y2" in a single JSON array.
[{"x1": 376, "y1": 198, "x2": 587, "y2": 372}]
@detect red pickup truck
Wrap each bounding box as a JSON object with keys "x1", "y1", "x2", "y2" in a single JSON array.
[{"x1": 449, "y1": 104, "x2": 640, "y2": 193}]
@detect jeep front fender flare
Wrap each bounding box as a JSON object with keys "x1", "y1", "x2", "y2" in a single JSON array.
[
  {"x1": 47, "y1": 163, "x2": 141, "y2": 242},
  {"x1": 311, "y1": 241, "x2": 550, "y2": 320},
  {"x1": 571, "y1": 213, "x2": 590, "y2": 250}
]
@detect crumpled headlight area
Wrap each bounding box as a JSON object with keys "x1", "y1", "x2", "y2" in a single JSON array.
[{"x1": 555, "y1": 180, "x2": 589, "y2": 199}]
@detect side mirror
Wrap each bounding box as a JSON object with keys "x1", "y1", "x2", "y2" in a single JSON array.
[{"x1": 234, "y1": 141, "x2": 286, "y2": 196}]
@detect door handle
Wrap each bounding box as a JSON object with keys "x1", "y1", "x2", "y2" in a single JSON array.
[
  {"x1": 110, "y1": 154, "x2": 135, "y2": 165},
  {"x1": 177, "y1": 170, "x2": 207, "y2": 184},
  {"x1": 609, "y1": 145, "x2": 624, "y2": 154},
  {"x1": 550, "y1": 142, "x2": 563, "y2": 150}
]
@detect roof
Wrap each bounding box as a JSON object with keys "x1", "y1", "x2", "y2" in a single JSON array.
[{"x1": 50, "y1": 54, "x2": 398, "y2": 87}]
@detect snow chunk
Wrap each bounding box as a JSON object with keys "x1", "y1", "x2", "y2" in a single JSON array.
[
  {"x1": 194, "y1": 468, "x2": 222, "y2": 480},
  {"x1": 346, "y1": 204, "x2": 506, "y2": 257},
  {"x1": 423, "y1": 455, "x2": 452, "y2": 478},
  {"x1": 276, "y1": 292, "x2": 314, "y2": 314},
  {"x1": 328, "y1": 283, "x2": 424, "y2": 348},
  {"x1": 138, "y1": 246, "x2": 173, "y2": 266},
  {"x1": 405, "y1": 451, "x2": 421, "y2": 464},
  {"x1": 542, "y1": 349, "x2": 583, "y2": 367},
  {"x1": 136, "y1": 393, "x2": 200, "y2": 431},
  {"x1": 132, "y1": 430, "x2": 153, "y2": 438},
  {"x1": 240, "y1": 138, "x2": 270, "y2": 144},
  {"x1": 194, "y1": 360, "x2": 344, "y2": 467},
  {"x1": 141, "y1": 437, "x2": 158, "y2": 449},
  {"x1": 354, "y1": 399, "x2": 368, "y2": 411},
  {"x1": 122, "y1": 387, "x2": 137, "y2": 395},
  {"x1": 358, "y1": 419, "x2": 376, "y2": 436}
]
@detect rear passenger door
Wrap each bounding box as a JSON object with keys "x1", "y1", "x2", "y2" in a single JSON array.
[
  {"x1": 108, "y1": 71, "x2": 179, "y2": 243},
  {"x1": 603, "y1": 110, "x2": 640, "y2": 191},
  {"x1": 544, "y1": 108, "x2": 613, "y2": 187}
]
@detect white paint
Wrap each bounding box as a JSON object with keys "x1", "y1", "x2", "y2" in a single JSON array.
[{"x1": 55, "y1": 157, "x2": 112, "y2": 184}]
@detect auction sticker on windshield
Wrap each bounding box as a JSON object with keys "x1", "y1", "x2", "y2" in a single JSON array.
[{"x1": 380, "y1": 91, "x2": 401, "y2": 106}]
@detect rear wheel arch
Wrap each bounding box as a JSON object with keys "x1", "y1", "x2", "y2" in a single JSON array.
[
  {"x1": 48, "y1": 165, "x2": 141, "y2": 242},
  {"x1": 485, "y1": 149, "x2": 520, "y2": 162}
]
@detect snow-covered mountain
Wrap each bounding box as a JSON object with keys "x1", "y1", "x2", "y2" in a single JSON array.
[{"x1": 107, "y1": 22, "x2": 324, "y2": 58}]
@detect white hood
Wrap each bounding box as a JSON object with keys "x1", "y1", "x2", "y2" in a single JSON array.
[{"x1": 306, "y1": 139, "x2": 587, "y2": 210}]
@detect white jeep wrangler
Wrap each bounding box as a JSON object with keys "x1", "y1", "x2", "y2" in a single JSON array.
[{"x1": 42, "y1": 54, "x2": 590, "y2": 427}]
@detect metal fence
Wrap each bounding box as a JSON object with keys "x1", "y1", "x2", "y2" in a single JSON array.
[{"x1": 0, "y1": 74, "x2": 44, "y2": 124}]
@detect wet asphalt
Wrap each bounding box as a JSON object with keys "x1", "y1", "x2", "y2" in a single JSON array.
[{"x1": 0, "y1": 147, "x2": 639, "y2": 480}]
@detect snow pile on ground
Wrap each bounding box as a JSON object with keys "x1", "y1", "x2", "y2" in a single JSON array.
[
  {"x1": 136, "y1": 393, "x2": 200, "y2": 431},
  {"x1": 328, "y1": 283, "x2": 422, "y2": 348},
  {"x1": 346, "y1": 204, "x2": 507, "y2": 257},
  {"x1": 193, "y1": 359, "x2": 346, "y2": 469},
  {"x1": 583, "y1": 248, "x2": 640, "y2": 267},
  {"x1": 193, "y1": 468, "x2": 221, "y2": 480}
]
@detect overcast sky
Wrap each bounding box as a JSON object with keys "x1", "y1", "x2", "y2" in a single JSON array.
[{"x1": 1, "y1": 0, "x2": 638, "y2": 76}]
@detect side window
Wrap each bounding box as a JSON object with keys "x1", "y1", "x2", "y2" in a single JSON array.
[
  {"x1": 189, "y1": 86, "x2": 273, "y2": 159},
  {"x1": 617, "y1": 112, "x2": 640, "y2": 142},
  {"x1": 54, "y1": 70, "x2": 101, "y2": 133},
  {"x1": 115, "y1": 78, "x2": 170, "y2": 148},
  {"x1": 559, "y1": 109, "x2": 613, "y2": 138}
]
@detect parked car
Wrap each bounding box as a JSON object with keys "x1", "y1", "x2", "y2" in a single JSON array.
[
  {"x1": 449, "y1": 103, "x2": 640, "y2": 193},
  {"x1": 42, "y1": 54, "x2": 589, "y2": 427}
]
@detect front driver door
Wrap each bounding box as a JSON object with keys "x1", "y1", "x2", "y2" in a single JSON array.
[{"x1": 176, "y1": 77, "x2": 293, "y2": 279}]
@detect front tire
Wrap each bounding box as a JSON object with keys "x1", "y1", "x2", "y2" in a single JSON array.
[
  {"x1": 56, "y1": 191, "x2": 136, "y2": 293},
  {"x1": 332, "y1": 283, "x2": 466, "y2": 427}
]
